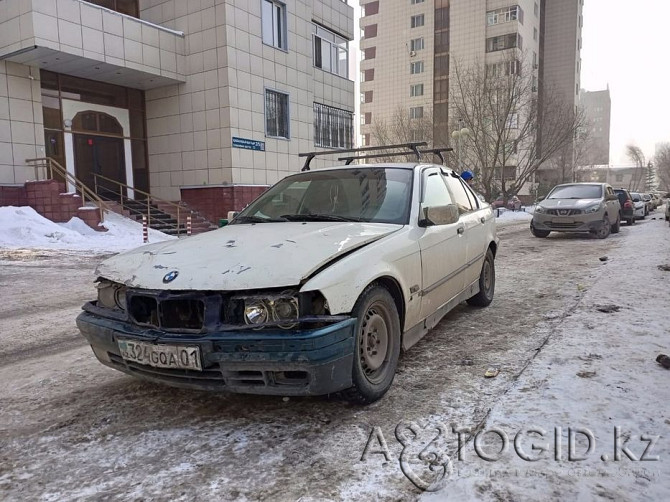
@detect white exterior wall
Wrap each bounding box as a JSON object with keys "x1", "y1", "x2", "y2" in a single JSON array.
[{"x1": 141, "y1": 0, "x2": 355, "y2": 200}]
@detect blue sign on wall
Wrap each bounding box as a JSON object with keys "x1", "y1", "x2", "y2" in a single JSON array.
[{"x1": 232, "y1": 137, "x2": 265, "y2": 151}]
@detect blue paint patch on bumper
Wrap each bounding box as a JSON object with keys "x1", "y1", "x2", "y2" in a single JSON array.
[{"x1": 77, "y1": 311, "x2": 356, "y2": 396}]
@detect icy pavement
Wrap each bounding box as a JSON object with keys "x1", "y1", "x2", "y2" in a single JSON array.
[{"x1": 423, "y1": 215, "x2": 670, "y2": 501}]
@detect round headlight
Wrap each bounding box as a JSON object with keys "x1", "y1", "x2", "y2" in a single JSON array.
[
  {"x1": 244, "y1": 301, "x2": 269, "y2": 325},
  {"x1": 114, "y1": 287, "x2": 127, "y2": 310},
  {"x1": 97, "y1": 282, "x2": 117, "y2": 309}
]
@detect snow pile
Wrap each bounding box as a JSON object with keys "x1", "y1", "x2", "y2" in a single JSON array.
[
  {"x1": 0, "y1": 206, "x2": 175, "y2": 253},
  {"x1": 494, "y1": 206, "x2": 534, "y2": 222}
]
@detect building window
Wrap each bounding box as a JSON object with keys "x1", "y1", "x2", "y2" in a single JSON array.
[
  {"x1": 313, "y1": 24, "x2": 349, "y2": 78},
  {"x1": 362, "y1": 112, "x2": 372, "y2": 125},
  {"x1": 410, "y1": 61, "x2": 424, "y2": 74},
  {"x1": 410, "y1": 37, "x2": 424, "y2": 51},
  {"x1": 533, "y1": 27, "x2": 538, "y2": 41},
  {"x1": 534, "y1": 2, "x2": 538, "y2": 16},
  {"x1": 411, "y1": 0, "x2": 425, "y2": 4},
  {"x1": 86, "y1": 0, "x2": 138, "y2": 17},
  {"x1": 362, "y1": 47, "x2": 376, "y2": 60},
  {"x1": 262, "y1": 0, "x2": 287, "y2": 50},
  {"x1": 409, "y1": 106, "x2": 423, "y2": 119},
  {"x1": 313, "y1": 103, "x2": 353, "y2": 149},
  {"x1": 410, "y1": 83, "x2": 424, "y2": 97},
  {"x1": 486, "y1": 59, "x2": 521, "y2": 77},
  {"x1": 362, "y1": 69, "x2": 375, "y2": 82},
  {"x1": 363, "y1": 133, "x2": 371, "y2": 146},
  {"x1": 486, "y1": 33, "x2": 522, "y2": 53},
  {"x1": 363, "y1": 90, "x2": 373, "y2": 103},
  {"x1": 487, "y1": 6, "x2": 523, "y2": 26},
  {"x1": 363, "y1": 24, "x2": 378, "y2": 39},
  {"x1": 265, "y1": 89, "x2": 289, "y2": 138},
  {"x1": 362, "y1": 1, "x2": 379, "y2": 16},
  {"x1": 411, "y1": 14, "x2": 425, "y2": 28},
  {"x1": 410, "y1": 129, "x2": 423, "y2": 141}
]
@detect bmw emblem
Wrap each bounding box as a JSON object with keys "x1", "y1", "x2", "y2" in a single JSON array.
[{"x1": 163, "y1": 270, "x2": 179, "y2": 283}]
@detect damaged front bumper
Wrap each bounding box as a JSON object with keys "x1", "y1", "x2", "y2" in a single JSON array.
[{"x1": 76, "y1": 308, "x2": 356, "y2": 396}]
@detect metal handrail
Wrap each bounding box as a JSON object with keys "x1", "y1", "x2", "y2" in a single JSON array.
[
  {"x1": 25, "y1": 157, "x2": 109, "y2": 223},
  {"x1": 91, "y1": 173, "x2": 191, "y2": 236}
]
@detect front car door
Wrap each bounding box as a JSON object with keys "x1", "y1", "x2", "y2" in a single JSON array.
[
  {"x1": 605, "y1": 185, "x2": 620, "y2": 224},
  {"x1": 417, "y1": 168, "x2": 467, "y2": 322}
]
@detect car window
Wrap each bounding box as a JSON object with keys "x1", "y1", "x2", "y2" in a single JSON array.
[
  {"x1": 444, "y1": 174, "x2": 474, "y2": 214},
  {"x1": 238, "y1": 167, "x2": 414, "y2": 224},
  {"x1": 631, "y1": 193, "x2": 642, "y2": 202},
  {"x1": 547, "y1": 184, "x2": 603, "y2": 199},
  {"x1": 421, "y1": 171, "x2": 453, "y2": 207}
]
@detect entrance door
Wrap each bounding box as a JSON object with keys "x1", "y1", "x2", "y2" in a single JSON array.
[{"x1": 74, "y1": 134, "x2": 127, "y2": 200}]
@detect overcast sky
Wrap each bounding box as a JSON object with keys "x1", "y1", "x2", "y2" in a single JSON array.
[{"x1": 580, "y1": 0, "x2": 669, "y2": 165}]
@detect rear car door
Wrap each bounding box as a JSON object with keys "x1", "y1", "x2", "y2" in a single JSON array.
[
  {"x1": 443, "y1": 173, "x2": 488, "y2": 288},
  {"x1": 417, "y1": 168, "x2": 467, "y2": 320}
]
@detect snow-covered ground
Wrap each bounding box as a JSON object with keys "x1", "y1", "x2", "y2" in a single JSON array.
[
  {"x1": 424, "y1": 213, "x2": 670, "y2": 501},
  {"x1": 0, "y1": 206, "x2": 174, "y2": 253}
]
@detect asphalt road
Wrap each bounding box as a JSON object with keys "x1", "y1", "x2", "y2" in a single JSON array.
[{"x1": 0, "y1": 219, "x2": 632, "y2": 501}]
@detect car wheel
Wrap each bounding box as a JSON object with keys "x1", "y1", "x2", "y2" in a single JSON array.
[
  {"x1": 641, "y1": 213, "x2": 646, "y2": 220},
  {"x1": 595, "y1": 216, "x2": 611, "y2": 239},
  {"x1": 627, "y1": 217, "x2": 635, "y2": 225},
  {"x1": 611, "y1": 215, "x2": 620, "y2": 234},
  {"x1": 530, "y1": 223, "x2": 550, "y2": 238},
  {"x1": 341, "y1": 285, "x2": 400, "y2": 404},
  {"x1": 467, "y1": 249, "x2": 495, "y2": 307}
]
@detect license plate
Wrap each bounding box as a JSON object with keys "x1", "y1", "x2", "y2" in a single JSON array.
[{"x1": 118, "y1": 339, "x2": 202, "y2": 371}]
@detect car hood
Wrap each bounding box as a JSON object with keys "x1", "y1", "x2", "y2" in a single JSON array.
[
  {"x1": 540, "y1": 198, "x2": 602, "y2": 209},
  {"x1": 96, "y1": 222, "x2": 402, "y2": 290}
]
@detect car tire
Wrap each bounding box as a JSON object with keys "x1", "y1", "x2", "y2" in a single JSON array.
[
  {"x1": 467, "y1": 249, "x2": 495, "y2": 307},
  {"x1": 641, "y1": 213, "x2": 646, "y2": 220},
  {"x1": 594, "y1": 216, "x2": 611, "y2": 239},
  {"x1": 530, "y1": 223, "x2": 550, "y2": 238},
  {"x1": 627, "y1": 217, "x2": 635, "y2": 225},
  {"x1": 611, "y1": 215, "x2": 620, "y2": 234},
  {"x1": 341, "y1": 285, "x2": 401, "y2": 404}
]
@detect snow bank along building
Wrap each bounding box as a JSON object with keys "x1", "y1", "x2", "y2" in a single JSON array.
[{"x1": 0, "y1": 0, "x2": 355, "y2": 229}]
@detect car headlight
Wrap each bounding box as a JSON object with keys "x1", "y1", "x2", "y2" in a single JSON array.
[
  {"x1": 584, "y1": 203, "x2": 602, "y2": 214},
  {"x1": 534, "y1": 205, "x2": 545, "y2": 213},
  {"x1": 244, "y1": 300, "x2": 270, "y2": 325},
  {"x1": 242, "y1": 292, "x2": 299, "y2": 329},
  {"x1": 96, "y1": 280, "x2": 127, "y2": 310}
]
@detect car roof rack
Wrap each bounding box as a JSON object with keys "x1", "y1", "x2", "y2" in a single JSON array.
[
  {"x1": 337, "y1": 147, "x2": 454, "y2": 166},
  {"x1": 299, "y1": 142, "x2": 430, "y2": 171}
]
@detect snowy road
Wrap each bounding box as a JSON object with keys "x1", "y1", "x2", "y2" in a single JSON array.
[{"x1": 0, "y1": 215, "x2": 668, "y2": 501}]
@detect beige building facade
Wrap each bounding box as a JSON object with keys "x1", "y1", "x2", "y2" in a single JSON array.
[
  {"x1": 359, "y1": 0, "x2": 582, "y2": 195},
  {"x1": 1, "y1": 0, "x2": 355, "y2": 203},
  {"x1": 580, "y1": 87, "x2": 611, "y2": 166}
]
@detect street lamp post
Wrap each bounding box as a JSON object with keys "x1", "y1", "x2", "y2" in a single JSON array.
[{"x1": 451, "y1": 121, "x2": 470, "y2": 173}]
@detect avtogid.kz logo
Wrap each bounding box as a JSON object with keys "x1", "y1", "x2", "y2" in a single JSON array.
[{"x1": 360, "y1": 422, "x2": 660, "y2": 492}]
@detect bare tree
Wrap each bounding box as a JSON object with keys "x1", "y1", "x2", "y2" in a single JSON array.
[
  {"x1": 368, "y1": 105, "x2": 434, "y2": 162},
  {"x1": 449, "y1": 54, "x2": 586, "y2": 202},
  {"x1": 625, "y1": 144, "x2": 647, "y2": 192},
  {"x1": 654, "y1": 143, "x2": 670, "y2": 192}
]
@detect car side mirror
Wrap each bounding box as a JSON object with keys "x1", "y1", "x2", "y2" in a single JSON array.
[
  {"x1": 228, "y1": 210, "x2": 239, "y2": 220},
  {"x1": 538, "y1": 196, "x2": 545, "y2": 202},
  {"x1": 606, "y1": 194, "x2": 618, "y2": 201},
  {"x1": 420, "y1": 204, "x2": 460, "y2": 226}
]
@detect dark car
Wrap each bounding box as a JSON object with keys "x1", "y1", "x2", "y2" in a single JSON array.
[{"x1": 613, "y1": 188, "x2": 636, "y2": 226}]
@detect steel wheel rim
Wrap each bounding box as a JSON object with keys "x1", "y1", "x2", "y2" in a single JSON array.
[
  {"x1": 359, "y1": 302, "x2": 391, "y2": 383},
  {"x1": 483, "y1": 259, "x2": 493, "y2": 297},
  {"x1": 596, "y1": 218, "x2": 609, "y2": 238}
]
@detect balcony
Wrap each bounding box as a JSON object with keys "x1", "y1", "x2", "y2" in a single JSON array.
[{"x1": 0, "y1": 0, "x2": 185, "y2": 89}]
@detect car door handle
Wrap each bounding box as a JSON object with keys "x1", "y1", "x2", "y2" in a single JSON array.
[
  {"x1": 457, "y1": 226, "x2": 465, "y2": 235},
  {"x1": 480, "y1": 217, "x2": 486, "y2": 224}
]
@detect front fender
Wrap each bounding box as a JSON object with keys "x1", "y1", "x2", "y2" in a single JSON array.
[{"x1": 300, "y1": 228, "x2": 422, "y2": 329}]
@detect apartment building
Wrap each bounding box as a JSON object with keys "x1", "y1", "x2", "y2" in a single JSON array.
[
  {"x1": 359, "y1": 0, "x2": 582, "y2": 194},
  {"x1": 0, "y1": 0, "x2": 354, "y2": 219},
  {"x1": 579, "y1": 87, "x2": 611, "y2": 166}
]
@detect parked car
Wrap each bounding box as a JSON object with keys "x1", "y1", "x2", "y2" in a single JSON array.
[
  {"x1": 630, "y1": 192, "x2": 647, "y2": 220},
  {"x1": 613, "y1": 188, "x2": 636, "y2": 226},
  {"x1": 530, "y1": 182, "x2": 621, "y2": 239},
  {"x1": 650, "y1": 193, "x2": 662, "y2": 209},
  {"x1": 491, "y1": 195, "x2": 522, "y2": 211},
  {"x1": 76, "y1": 153, "x2": 499, "y2": 404},
  {"x1": 642, "y1": 194, "x2": 653, "y2": 215},
  {"x1": 507, "y1": 196, "x2": 522, "y2": 211}
]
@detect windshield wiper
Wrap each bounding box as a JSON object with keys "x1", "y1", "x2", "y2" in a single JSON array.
[
  {"x1": 280, "y1": 214, "x2": 363, "y2": 222},
  {"x1": 232, "y1": 215, "x2": 287, "y2": 224}
]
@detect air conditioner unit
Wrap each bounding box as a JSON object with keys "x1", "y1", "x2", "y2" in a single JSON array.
[{"x1": 409, "y1": 50, "x2": 416, "y2": 57}]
